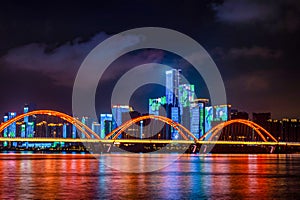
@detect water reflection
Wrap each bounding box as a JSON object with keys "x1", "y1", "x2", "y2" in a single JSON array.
[{"x1": 0, "y1": 154, "x2": 300, "y2": 199}]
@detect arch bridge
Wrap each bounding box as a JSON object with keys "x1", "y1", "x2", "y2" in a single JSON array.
[{"x1": 0, "y1": 110, "x2": 298, "y2": 147}]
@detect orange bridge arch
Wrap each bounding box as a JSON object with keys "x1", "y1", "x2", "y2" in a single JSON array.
[
  {"x1": 0, "y1": 110, "x2": 100, "y2": 139},
  {"x1": 105, "y1": 115, "x2": 198, "y2": 142},
  {"x1": 199, "y1": 119, "x2": 277, "y2": 142}
]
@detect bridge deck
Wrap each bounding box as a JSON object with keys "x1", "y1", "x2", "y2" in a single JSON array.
[{"x1": 0, "y1": 138, "x2": 300, "y2": 146}]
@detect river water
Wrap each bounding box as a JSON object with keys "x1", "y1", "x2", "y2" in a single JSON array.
[{"x1": 0, "y1": 153, "x2": 300, "y2": 199}]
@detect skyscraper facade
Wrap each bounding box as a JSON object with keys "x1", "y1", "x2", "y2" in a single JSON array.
[
  {"x1": 165, "y1": 69, "x2": 181, "y2": 106},
  {"x1": 100, "y1": 114, "x2": 113, "y2": 138},
  {"x1": 112, "y1": 105, "x2": 133, "y2": 129},
  {"x1": 148, "y1": 96, "x2": 166, "y2": 116},
  {"x1": 8, "y1": 112, "x2": 17, "y2": 138}
]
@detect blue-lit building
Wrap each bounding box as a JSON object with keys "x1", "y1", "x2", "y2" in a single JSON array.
[
  {"x1": 3, "y1": 115, "x2": 8, "y2": 138},
  {"x1": 72, "y1": 124, "x2": 77, "y2": 139},
  {"x1": 190, "y1": 102, "x2": 206, "y2": 139},
  {"x1": 100, "y1": 114, "x2": 113, "y2": 138},
  {"x1": 148, "y1": 96, "x2": 167, "y2": 116},
  {"x1": 178, "y1": 84, "x2": 195, "y2": 132},
  {"x1": 112, "y1": 105, "x2": 132, "y2": 129},
  {"x1": 8, "y1": 112, "x2": 17, "y2": 138},
  {"x1": 171, "y1": 107, "x2": 180, "y2": 139},
  {"x1": 81, "y1": 116, "x2": 96, "y2": 138},
  {"x1": 26, "y1": 122, "x2": 34, "y2": 138},
  {"x1": 165, "y1": 69, "x2": 182, "y2": 140},
  {"x1": 63, "y1": 123, "x2": 67, "y2": 138},
  {"x1": 165, "y1": 69, "x2": 181, "y2": 106},
  {"x1": 92, "y1": 122, "x2": 101, "y2": 137},
  {"x1": 205, "y1": 106, "x2": 214, "y2": 133}
]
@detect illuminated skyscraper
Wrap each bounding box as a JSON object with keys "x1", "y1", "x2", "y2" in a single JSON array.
[
  {"x1": 148, "y1": 96, "x2": 167, "y2": 115},
  {"x1": 26, "y1": 122, "x2": 34, "y2": 138},
  {"x1": 23, "y1": 104, "x2": 36, "y2": 139},
  {"x1": 205, "y1": 106, "x2": 213, "y2": 133},
  {"x1": 178, "y1": 84, "x2": 195, "y2": 110},
  {"x1": 100, "y1": 114, "x2": 112, "y2": 138},
  {"x1": 72, "y1": 124, "x2": 77, "y2": 139},
  {"x1": 21, "y1": 124, "x2": 26, "y2": 138},
  {"x1": 213, "y1": 104, "x2": 231, "y2": 122},
  {"x1": 178, "y1": 84, "x2": 195, "y2": 131},
  {"x1": 165, "y1": 69, "x2": 181, "y2": 105},
  {"x1": 92, "y1": 122, "x2": 101, "y2": 137},
  {"x1": 3, "y1": 115, "x2": 8, "y2": 138},
  {"x1": 171, "y1": 107, "x2": 180, "y2": 139},
  {"x1": 81, "y1": 117, "x2": 88, "y2": 138},
  {"x1": 81, "y1": 116, "x2": 97, "y2": 138},
  {"x1": 190, "y1": 102, "x2": 205, "y2": 139},
  {"x1": 112, "y1": 105, "x2": 132, "y2": 129},
  {"x1": 165, "y1": 69, "x2": 182, "y2": 140},
  {"x1": 63, "y1": 123, "x2": 67, "y2": 138},
  {"x1": 24, "y1": 105, "x2": 29, "y2": 123},
  {"x1": 8, "y1": 112, "x2": 17, "y2": 138}
]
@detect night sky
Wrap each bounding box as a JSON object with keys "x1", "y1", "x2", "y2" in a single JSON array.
[{"x1": 0, "y1": 0, "x2": 299, "y2": 119}]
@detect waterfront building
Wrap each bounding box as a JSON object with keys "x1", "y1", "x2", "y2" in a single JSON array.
[
  {"x1": 100, "y1": 114, "x2": 113, "y2": 138},
  {"x1": 112, "y1": 105, "x2": 133, "y2": 129}
]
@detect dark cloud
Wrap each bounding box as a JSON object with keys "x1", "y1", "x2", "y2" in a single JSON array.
[
  {"x1": 1, "y1": 33, "x2": 109, "y2": 86},
  {"x1": 214, "y1": 0, "x2": 274, "y2": 23},
  {"x1": 214, "y1": 0, "x2": 300, "y2": 33},
  {"x1": 213, "y1": 46, "x2": 282, "y2": 60}
]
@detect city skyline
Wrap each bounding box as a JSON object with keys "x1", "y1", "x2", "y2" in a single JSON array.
[
  {"x1": 1, "y1": 66, "x2": 299, "y2": 144},
  {"x1": 0, "y1": 1, "x2": 299, "y2": 119}
]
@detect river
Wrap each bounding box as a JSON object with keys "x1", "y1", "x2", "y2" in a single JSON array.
[{"x1": 0, "y1": 153, "x2": 300, "y2": 199}]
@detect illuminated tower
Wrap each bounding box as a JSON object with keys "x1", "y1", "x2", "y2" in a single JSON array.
[
  {"x1": 3, "y1": 115, "x2": 8, "y2": 138},
  {"x1": 166, "y1": 69, "x2": 182, "y2": 140},
  {"x1": 112, "y1": 105, "x2": 133, "y2": 129},
  {"x1": 72, "y1": 124, "x2": 77, "y2": 139},
  {"x1": 165, "y1": 69, "x2": 181, "y2": 106},
  {"x1": 92, "y1": 122, "x2": 101, "y2": 137},
  {"x1": 178, "y1": 84, "x2": 195, "y2": 131},
  {"x1": 8, "y1": 112, "x2": 17, "y2": 138},
  {"x1": 63, "y1": 123, "x2": 67, "y2": 138},
  {"x1": 100, "y1": 114, "x2": 112, "y2": 139},
  {"x1": 148, "y1": 96, "x2": 167, "y2": 116},
  {"x1": 190, "y1": 100, "x2": 207, "y2": 139},
  {"x1": 23, "y1": 104, "x2": 36, "y2": 139}
]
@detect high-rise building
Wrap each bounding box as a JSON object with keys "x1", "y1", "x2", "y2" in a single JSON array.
[
  {"x1": 165, "y1": 69, "x2": 181, "y2": 106},
  {"x1": 112, "y1": 105, "x2": 133, "y2": 129},
  {"x1": 23, "y1": 104, "x2": 36, "y2": 140},
  {"x1": 26, "y1": 122, "x2": 34, "y2": 138},
  {"x1": 178, "y1": 84, "x2": 195, "y2": 111},
  {"x1": 148, "y1": 96, "x2": 167, "y2": 116},
  {"x1": 213, "y1": 104, "x2": 231, "y2": 122},
  {"x1": 92, "y1": 122, "x2": 101, "y2": 137},
  {"x1": 3, "y1": 115, "x2": 8, "y2": 138},
  {"x1": 100, "y1": 114, "x2": 113, "y2": 138},
  {"x1": 8, "y1": 112, "x2": 17, "y2": 138},
  {"x1": 205, "y1": 106, "x2": 214, "y2": 133},
  {"x1": 63, "y1": 123, "x2": 67, "y2": 138},
  {"x1": 72, "y1": 124, "x2": 77, "y2": 139},
  {"x1": 171, "y1": 107, "x2": 180, "y2": 139},
  {"x1": 190, "y1": 102, "x2": 205, "y2": 139},
  {"x1": 21, "y1": 124, "x2": 26, "y2": 138},
  {"x1": 178, "y1": 84, "x2": 195, "y2": 131},
  {"x1": 24, "y1": 105, "x2": 29, "y2": 123},
  {"x1": 81, "y1": 116, "x2": 96, "y2": 138},
  {"x1": 104, "y1": 120, "x2": 113, "y2": 136}
]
